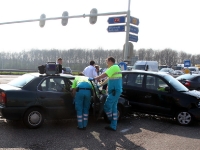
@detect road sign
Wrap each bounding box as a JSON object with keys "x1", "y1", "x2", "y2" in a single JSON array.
[
  {"x1": 184, "y1": 60, "x2": 191, "y2": 67},
  {"x1": 118, "y1": 62, "x2": 127, "y2": 71},
  {"x1": 130, "y1": 25, "x2": 139, "y2": 34},
  {"x1": 129, "y1": 34, "x2": 138, "y2": 42},
  {"x1": 107, "y1": 25, "x2": 125, "y2": 32},
  {"x1": 130, "y1": 16, "x2": 139, "y2": 26},
  {"x1": 107, "y1": 16, "x2": 126, "y2": 24}
]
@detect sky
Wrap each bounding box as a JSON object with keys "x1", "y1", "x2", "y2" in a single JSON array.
[{"x1": 0, "y1": 0, "x2": 199, "y2": 55}]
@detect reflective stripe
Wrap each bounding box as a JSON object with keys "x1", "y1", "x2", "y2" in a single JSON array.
[
  {"x1": 107, "y1": 114, "x2": 112, "y2": 117},
  {"x1": 113, "y1": 118, "x2": 118, "y2": 120},
  {"x1": 113, "y1": 113, "x2": 117, "y2": 116},
  {"x1": 106, "y1": 112, "x2": 112, "y2": 115},
  {"x1": 83, "y1": 118, "x2": 88, "y2": 120},
  {"x1": 109, "y1": 77, "x2": 122, "y2": 80},
  {"x1": 77, "y1": 115, "x2": 82, "y2": 118},
  {"x1": 83, "y1": 114, "x2": 88, "y2": 116},
  {"x1": 114, "y1": 72, "x2": 122, "y2": 75},
  {"x1": 78, "y1": 120, "x2": 82, "y2": 122}
]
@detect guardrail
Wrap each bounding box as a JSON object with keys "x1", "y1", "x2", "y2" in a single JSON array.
[
  {"x1": 0, "y1": 69, "x2": 81, "y2": 75},
  {"x1": 0, "y1": 69, "x2": 38, "y2": 72}
]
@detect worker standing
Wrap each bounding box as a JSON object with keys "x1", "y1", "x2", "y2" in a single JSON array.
[
  {"x1": 91, "y1": 56, "x2": 122, "y2": 131},
  {"x1": 72, "y1": 76, "x2": 92, "y2": 130}
]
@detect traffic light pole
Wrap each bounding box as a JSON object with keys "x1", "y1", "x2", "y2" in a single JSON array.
[{"x1": 0, "y1": 11, "x2": 127, "y2": 25}]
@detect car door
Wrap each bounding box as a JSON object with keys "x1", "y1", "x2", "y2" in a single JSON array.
[
  {"x1": 37, "y1": 77, "x2": 75, "y2": 119},
  {"x1": 122, "y1": 72, "x2": 146, "y2": 112},
  {"x1": 143, "y1": 75, "x2": 173, "y2": 116}
]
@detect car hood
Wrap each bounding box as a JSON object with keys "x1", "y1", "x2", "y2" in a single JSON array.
[
  {"x1": 0, "y1": 84, "x2": 21, "y2": 91},
  {"x1": 183, "y1": 90, "x2": 200, "y2": 99}
]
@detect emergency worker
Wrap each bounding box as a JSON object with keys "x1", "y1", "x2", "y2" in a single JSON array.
[
  {"x1": 72, "y1": 76, "x2": 92, "y2": 130},
  {"x1": 92, "y1": 56, "x2": 122, "y2": 131}
]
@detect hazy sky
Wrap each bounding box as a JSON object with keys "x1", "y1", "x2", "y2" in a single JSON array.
[{"x1": 0, "y1": 0, "x2": 199, "y2": 54}]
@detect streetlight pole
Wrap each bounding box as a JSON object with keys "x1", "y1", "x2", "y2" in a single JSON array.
[{"x1": 124, "y1": 0, "x2": 131, "y2": 63}]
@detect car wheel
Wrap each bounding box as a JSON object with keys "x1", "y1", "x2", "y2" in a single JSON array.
[
  {"x1": 176, "y1": 111, "x2": 193, "y2": 126},
  {"x1": 104, "y1": 106, "x2": 123, "y2": 123},
  {"x1": 23, "y1": 108, "x2": 44, "y2": 129}
]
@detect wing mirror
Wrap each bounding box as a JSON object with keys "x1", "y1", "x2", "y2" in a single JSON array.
[{"x1": 145, "y1": 65, "x2": 149, "y2": 71}]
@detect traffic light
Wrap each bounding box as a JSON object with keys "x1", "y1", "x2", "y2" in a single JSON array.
[
  {"x1": 39, "y1": 14, "x2": 46, "y2": 28},
  {"x1": 89, "y1": 8, "x2": 97, "y2": 25},
  {"x1": 61, "y1": 11, "x2": 68, "y2": 26}
]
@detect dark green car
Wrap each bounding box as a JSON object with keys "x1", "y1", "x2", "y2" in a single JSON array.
[{"x1": 0, "y1": 73, "x2": 130, "y2": 129}]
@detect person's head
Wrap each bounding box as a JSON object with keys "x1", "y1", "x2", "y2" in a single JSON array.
[
  {"x1": 95, "y1": 65, "x2": 100, "y2": 72},
  {"x1": 106, "y1": 57, "x2": 115, "y2": 68},
  {"x1": 90, "y1": 60, "x2": 95, "y2": 66},
  {"x1": 57, "y1": 58, "x2": 62, "y2": 65}
]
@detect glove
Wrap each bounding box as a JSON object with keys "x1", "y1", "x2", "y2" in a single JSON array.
[{"x1": 88, "y1": 78, "x2": 94, "y2": 81}]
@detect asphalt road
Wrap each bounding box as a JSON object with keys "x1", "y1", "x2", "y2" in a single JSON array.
[{"x1": 0, "y1": 75, "x2": 200, "y2": 150}]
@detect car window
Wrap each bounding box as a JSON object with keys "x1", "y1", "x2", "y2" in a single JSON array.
[
  {"x1": 164, "y1": 75, "x2": 188, "y2": 92},
  {"x1": 8, "y1": 74, "x2": 35, "y2": 88},
  {"x1": 133, "y1": 74, "x2": 144, "y2": 87},
  {"x1": 122, "y1": 74, "x2": 128, "y2": 84},
  {"x1": 146, "y1": 75, "x2": 156, "y2": 90},
  {"x1": 123, "y1": 73, "x2": 144, "y2": 87},
  {"x1": 146, "y1": 75, "x2": 169, "y2": 92},
  {"x1": 39, "y1": 77, "x2": 70, "y2": 92}
]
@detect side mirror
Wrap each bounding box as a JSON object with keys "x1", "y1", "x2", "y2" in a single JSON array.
[{"x1": 145, "y1": 65, "x2": 149, "y2": 71}]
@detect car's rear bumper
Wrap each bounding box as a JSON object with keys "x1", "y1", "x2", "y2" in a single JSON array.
[{"x1": 0, "y1": 105, "x2": 26, "y2": 120}]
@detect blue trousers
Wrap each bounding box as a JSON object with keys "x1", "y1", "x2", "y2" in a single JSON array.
[
  {"x1": 104, "y1": 89, "x2": 121, "y2": 130},
  {"x1": 74, "y1": 89, "x2": 91, "y2": 128}
]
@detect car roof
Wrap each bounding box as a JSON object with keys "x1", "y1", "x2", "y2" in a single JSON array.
[
  {"x1": 122, "y1": 70, "x2": 168, "y2": 77},
  {"x1": 26, "y1": 72, "x2": 74, "y2": 78}
]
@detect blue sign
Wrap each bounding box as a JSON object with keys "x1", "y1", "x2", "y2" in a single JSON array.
[
  {"x1": 107, "y1": 25, "x2": 125, "y2": 32},
  {"x1": 129, "y1": 34, "x2": 138, "y2": 42},
  {"x1": 184, "y1": 60, "x2": 191, "y2": 67},
  {"x1": 107, "y1": 16, "x2": 126, "y2": 24},
  {"x1": 130, "y1": 25, "x2": 139, "y2": 34},
  {"x1": 130, "y1": 16, "x2": 139, "y2": 26},
  {"x1": 118, "y1": 62, "x2": 127, "y2": 71}
]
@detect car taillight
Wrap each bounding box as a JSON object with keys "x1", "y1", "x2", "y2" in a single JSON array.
[
  {"x1": 184, "y1": 81, "x2": 191, "y2": 87},
  {"x1": 0, "y1": 92, "x2": 7, "y2": 105}
]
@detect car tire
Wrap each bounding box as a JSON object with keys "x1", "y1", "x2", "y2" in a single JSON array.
[
  {"x1": 176, "y1": 111, "x2": 193, "y2": 126},
  {"x1": 103, "y1": 106, "x2": 123, "y2": 123},
  {"x1": 23, "y1": 108, "x2": 44, "y2": 129}
]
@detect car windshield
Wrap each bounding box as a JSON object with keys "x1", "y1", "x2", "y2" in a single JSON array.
[
  {"x1": 134, "y1": 65, "x2": 145, "y2": 70},
  {"x1": 159, "y1": 68, "x2": 169, "y2": 72},
  {"x1": 189, "y1": 68, "x2": 195, "y2": 71},
  {"x1": 164, "y1": 75, "x2": 189, "y2": 92},
  {"x1": 176, "y1": 74, "x2": 195, "y2": 80},
  {"x1": 7, "y1": 74, "x2": 35, "y2": 88}
]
